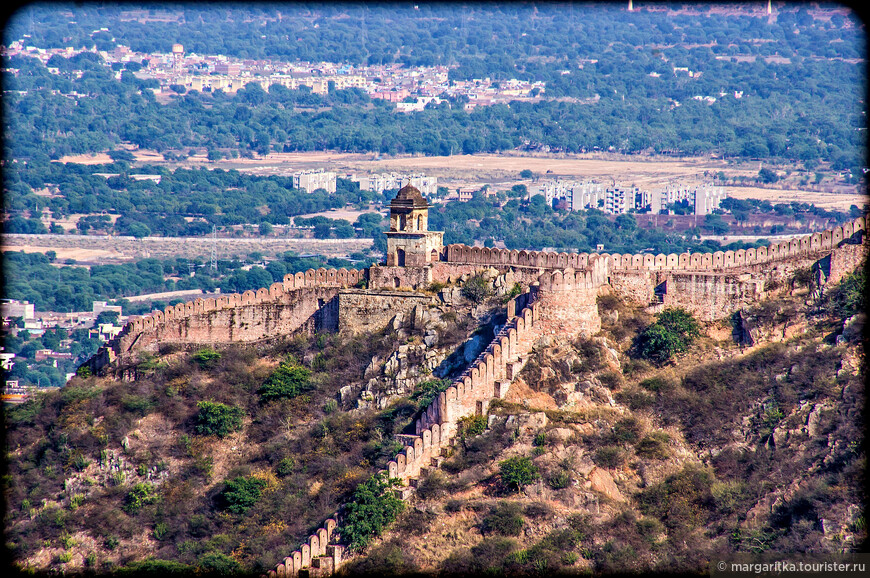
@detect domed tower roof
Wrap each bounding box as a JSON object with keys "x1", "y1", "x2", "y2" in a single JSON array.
[{"x1": 391, "y1": 183, "x2": 428, "y2": 210}]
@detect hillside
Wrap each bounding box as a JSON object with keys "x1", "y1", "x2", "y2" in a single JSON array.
[
  {"x1": 343, "y1": 274, "x2": 867, "y2": 574},
  {"x1": 3, "y1": 266, "x2": 865, "y2": 574}
]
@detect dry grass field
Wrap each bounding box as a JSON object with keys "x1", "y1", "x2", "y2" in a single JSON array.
[
  {"x1": 58, "y1": 149, "x2": 867, "y2": 215},
  {"x1": 3, "y1": 234, "x2": 372, "y2": 265}
]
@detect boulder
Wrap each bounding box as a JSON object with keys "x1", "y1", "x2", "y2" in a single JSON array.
[{"x1": 587, "y1": 467, "x2": 625, "y2": 502}]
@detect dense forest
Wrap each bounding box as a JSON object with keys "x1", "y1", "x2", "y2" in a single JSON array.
[
  {"x1": 3, "y1": 159, "x2": 388, "y2": 237},
  {"x1": 2, "y1": 4, "x2": 866, "y2": 175}
]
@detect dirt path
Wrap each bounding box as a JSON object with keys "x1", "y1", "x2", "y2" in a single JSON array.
[{"x1": 3, "y1": 234, "x2": 373, "y2": 264}]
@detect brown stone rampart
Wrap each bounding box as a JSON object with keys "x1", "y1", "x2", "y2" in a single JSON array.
[
  {"x1": 272, "y1": 238, "x2": 756, "y2": 576},
  {"x1": 534, "y1": 256, "x2": 608, "y2": 336},
  {"x1": 336, "y1": 290, "x2": 435, "y2": 334},
  {"x1": 269, "y1": 517, "x2": 342, "y2": 578},
  {"x1": 827, "y1": 234, "x2": 868, "y2": 286},
  {"x1": 85, "y1": 268, "x2": 365, "y2": 374},
  {"x1": 384, "y1": 284, "x2": 545, "y2": 489},
  {"x1": 444, "y1": 216, "x2": 865, "y2": 275},
  {"x1": 656, "y1": 272, "x2": 767, "y2": 321}
]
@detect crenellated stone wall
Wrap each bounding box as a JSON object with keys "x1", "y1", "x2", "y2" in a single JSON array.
[
  {"x1": 265, "y1": 216, "x2": 867, "y2": 578},
  {"x1": 441, "y1": 217, "x2": 866, "y2": 321},
  {"x1": 83, "y1": 268, "x2": 365, "y2": 375},
  {"x1": 602, "y1": 217, "x2": 864, "y2": 273},
  {"x1": 84, "y1": 216, "x2": 866, "y2": 378},
  {"x1": 268, "y1": 261, "x2": 621, "y2": 578}
]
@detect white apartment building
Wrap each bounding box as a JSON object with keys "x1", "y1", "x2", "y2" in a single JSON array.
[
  {"x1": 1, "y1": 300, "x2": 35, "y2": 320},
  {"x1": 538, "y1": 180, "x2": 724, "y2": 215},
  {"x1": 292, "y1": 169, "x2": 337, "y2": 194},
  {"x1": 658, "y1": 183, "x2": 725, "y2": 215},
  {"x1": 357, "y1": 173, "x2": 437, "y2": 196}
]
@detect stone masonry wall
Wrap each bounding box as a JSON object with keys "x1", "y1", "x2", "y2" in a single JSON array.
[
  {"x1": 444, "y1": 216, "x2": 865, "y2": 279},
  {"x1": 77, "y1": 216, "x2": 866, "y2": 578},
  {"x1": 658, "y1": 272, "x2": 767, "y2": 321},
  {"x1": 336, "y1": 290, "x2": 436, "y2": 335},
  {"x1": 84, "y1": 267, "x2": 364, "y2": 375},
  {"x1": 828, "y1": 235, "x2": 867, "y2": 286}
]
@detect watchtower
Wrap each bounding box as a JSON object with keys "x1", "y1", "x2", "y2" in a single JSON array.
[{"x1": 385, "y1": 183, "x2": 443, "y2": 267}]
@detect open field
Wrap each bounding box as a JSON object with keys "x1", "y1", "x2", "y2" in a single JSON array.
[
  {"x1": 292, "y1": 204, "x2": 384, "y2": 222},
  {"x1": 2, "y1": 244, "x2": 124, "y2": 263},
  {"x1": 724, "y1": 186, "x2": 866, "y2": 211},
  {"x1": 2, "y1": 234, "x2": 373, "y2": 265},
  {"x1": 58, "y1": 150, "x2": 867, "y2": 212}
]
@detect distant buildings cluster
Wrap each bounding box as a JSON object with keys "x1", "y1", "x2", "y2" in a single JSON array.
[
  {"x1": 355, "y1": 173, "x2": 438, "y2": 196},
  {"x1": 290, "y1": 170, "x2": 437, "y2": 196},
  {"x1": 1, "y1": 298, "x2": 142, "y2": 400},
  {"x1": 539, "y1": 180, "x2": 725, "y2": 215},
  {"x1": 4, "y1": 40, "x2": 547, "y2": 110},
  {"x1": 292, "y1": 169, "x2": 337, "y2": 194}
]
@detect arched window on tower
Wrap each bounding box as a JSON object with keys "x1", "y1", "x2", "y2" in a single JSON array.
[{"x1": 417, "y1": 215, "x2": 424, "y2": 231}]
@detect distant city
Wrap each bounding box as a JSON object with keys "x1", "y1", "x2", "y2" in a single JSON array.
[{"x1": 6, "y1": 39, "x2": 547, "y2": 112}]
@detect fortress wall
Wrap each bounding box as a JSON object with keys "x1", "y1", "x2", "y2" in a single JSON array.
[
  {"x1": 443, "y1": 216, "x2": 866, "y2": 276},
  {"x1": 609, "y1": 270, "x2": 659, "y2": 306},
  {"x1": 85, "y1": 268, "x2": 364, "y2": 374},
  {"x1": 431, "y1": 261, "x2": 549, "y2": 286},
  {"x1": 337, "y1": 290, "x2": 435, "y2": 334},
  {"x1": 384, "y1": 286, "x2": 545, "y2": 491},
  {"x1": 371, "y1": 260, "x2": 553, "y2": 291},
  {"x1": 828, "y1": 235, "x2": 868, "y2": 286},
  {"x1": 126, "y1": 286, "x2": 339, "y2": 354},
  {"x1": 535, "y1": 280, "x2": 602, "y2": 337},
  {"x1": 658, "y1": 273, "x2": 767, "y2": 321},
  {"x1": 609, "y1": 236, "x2": 867, "y2": 320},
  {"x1": 269, "y1": 518, "x2": 343, "y2": 578},
  {"x1": 369, "y1": 263, "x2": 432, "y2": 290}
]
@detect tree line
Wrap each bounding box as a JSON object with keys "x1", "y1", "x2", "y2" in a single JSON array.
[
  {"x1": 1, "y1": 250, "x2": 375, "y2": 314},
  {"x1": 4, "y1": 159, "x2": 389, "y2": 237}
]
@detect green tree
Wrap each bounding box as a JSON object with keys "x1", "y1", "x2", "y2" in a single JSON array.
[
  {"x1": 124, "y1": 483, "x2": 159, "y2": 514},
  {"x1": 194, "y1": 401, "x2": 245, "y2": 437},
  {"x1": 826, "y1": 268, "x2": 865, "y2": 318},
  {"x1": 499, "y1": 456, "x2": 540, "y2": 492},
  {"x1": 636, "y1": 308, "x2": 700, "y2": 364},
  {"x1": 461, "y1": 273, "x2": 493, "y2": 304},
  {"x1": 339, "y1": 473, "x2": 405, "y2": 552},
  {"x1": 258, "y1": 357, "x2": 312, "y2": 402},
  {"x1": 219, "y1": 476, "x2": 268, "y2": 514},
  {"x1": 192, "y1": 348, "x2": 222, "y2": 368},
  {"x1": 758, "y1": 167, "x2": 779, "y2": 184},
  {"x1": 481, "y1": 502, "x2": 525, "y2": 536}
]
